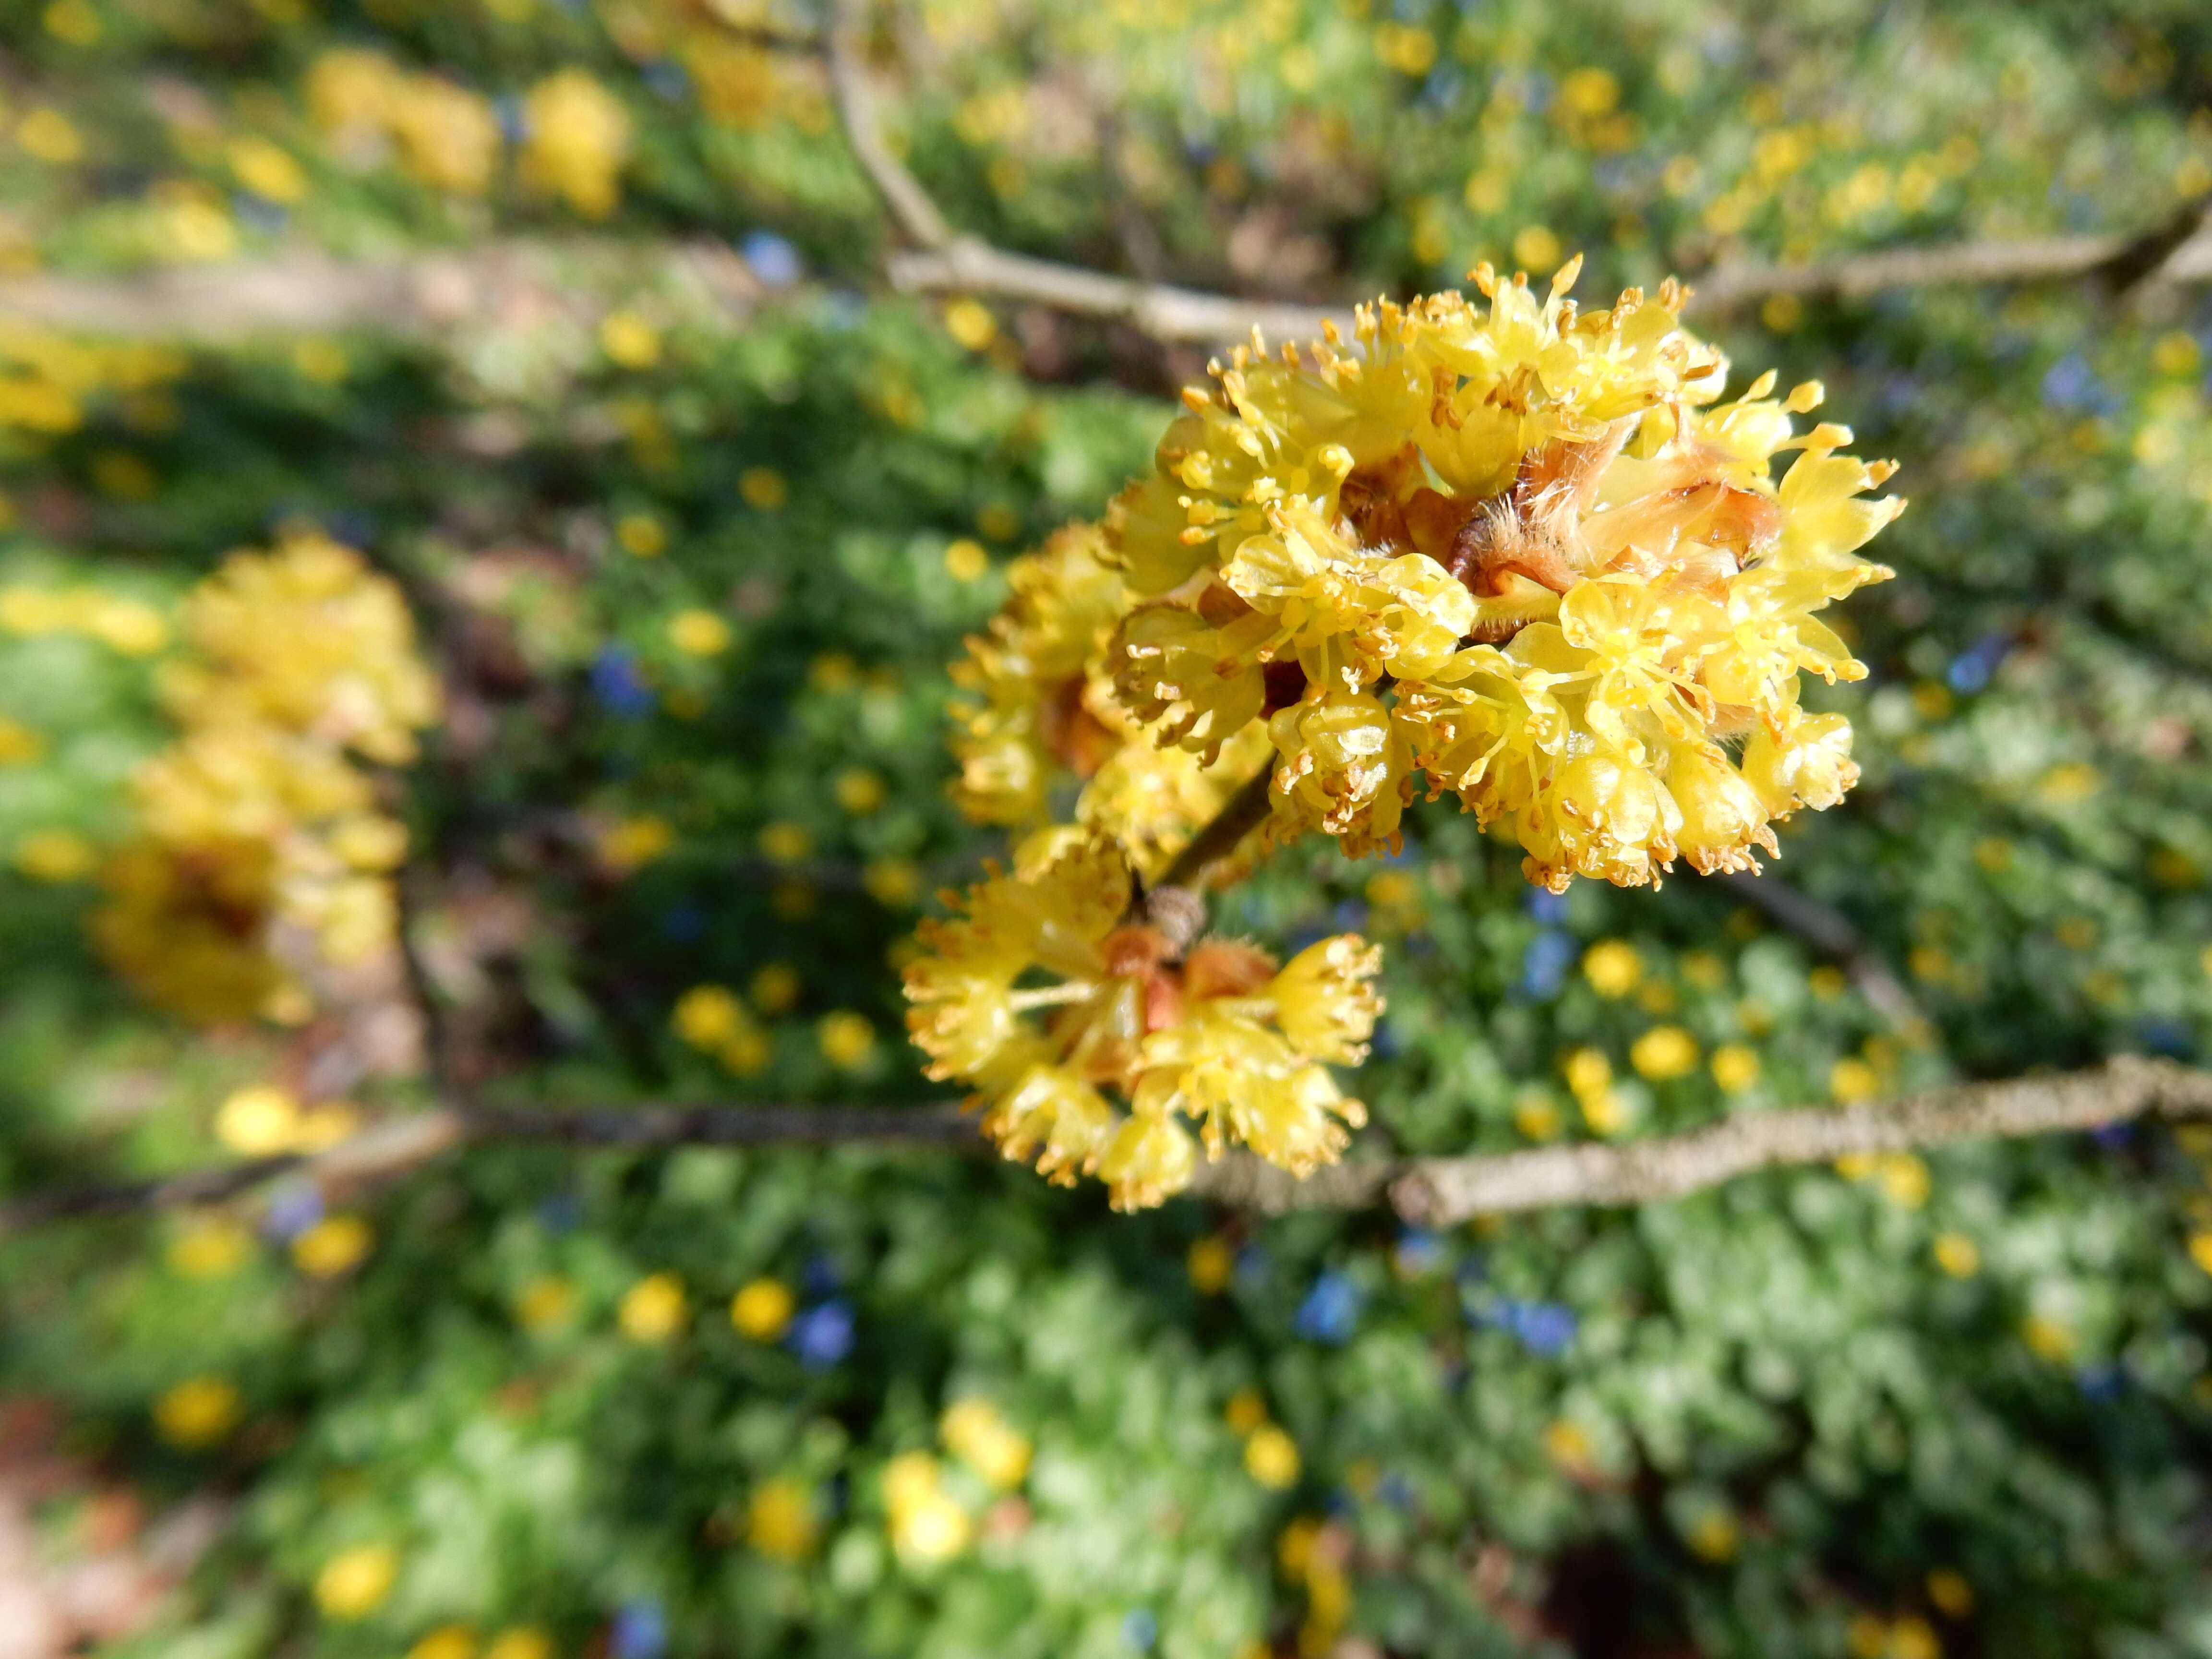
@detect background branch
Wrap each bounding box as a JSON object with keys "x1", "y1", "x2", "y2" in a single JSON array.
[{"x1": 10, "y1": 1058, "x2": 2206, "y2": 1233}]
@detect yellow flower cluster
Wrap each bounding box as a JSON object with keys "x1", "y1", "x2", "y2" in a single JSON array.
[
  {"x1": 95, "y1": 528, "x2": 438, "y2": 1024},
  {"x1": 882, "y1": 1397, "x2": 1034, "y2": 1565},
  {"x1": 904, "y1": 829, "x2": 1381, "y2": 1210},
  {"x1": 0, "y1": 327, "x2": 186, "y2": 436},
  {"x1": 307, "y1": 51, "x2": 631, "y2": 213},
  {"x1": 1108, "y1": 260, "x2": 1902, "y2": 886},
  {"x1": 947, "y1": 523, "x2": 1269, "y2": 878}
]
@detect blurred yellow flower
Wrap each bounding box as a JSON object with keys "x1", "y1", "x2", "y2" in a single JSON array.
[
  {"x1": 1244, "y1": 1424, "x2": 1300, "y2": 1488},
  {"x1": 19, "y1": 108, "x2": 84, "y2": 165},
  {"x1": 1582, "y1": 940, "x2": 1640, "y2": 997},
  {"x1": 1224, "y1": 1388, "x2": 1269, "y2": 1435},
  {"x1": 751, "y1": 962, "x2": 801, "y2": 1012},
  {"x1": 1629, "y1": 1024, "x2": 1698, "y2": 1081},
  {"x1": 668, "y1": 609, "x2": 732, "y2": 656},
  {"x1": 818, "y1": 1010, "x2": 875, "y2": 1070},
  {"x1": 1933, "y1": 1233, "x2": 1980, "y2": 1277},
  {"x1": 599, "y1": 815, "x2": 674, "y2": 872},
  {"x1": 292, "y1": 1214, "x2": 373, "y2": 1276},
  {"x1": 941, "y1": 1398, "x2": 1031, "y2": 1490},
  {"x1": 520, "y1": 69, "x2": 630, "y2": 218},
  {"x1": 155, "y1": 1376, "x2": 242, "y2": 1447},
  {"x1": 0, "y1": 717, "x2": 44, "y2": 765},
  {"x1": 943, "y1": 539, "x2": 987, "y2": 581},
  {"x1": 620, "y1": 1272, "x2": 687, "y2": 1342},
  {"x1": 1188, "y1": 1236, "x2": 1233, "y2": 1294},
  {"x1": 731, "y1": 1278, "x2": 794, "y2": 1339},
  {"x1": 1829, "y1": 1057, "x2": 1880, "y2": 1103},
  {"x1": 314, "y1": 1542, "x2": 399, "y2": 1620},
  {"x1": 862, "y1": 857, "x2": 920, "y2": 907},
  {"x1": 747, "y1": 1476, "x2": 819, "y2": 1560},
  {"x1": 1709, "y1": 1044, "x2": 1760, "y2": 1093},
  {"x1": 516, "y1": 1275, "x2": 577, "y2": 1332},
  {"x1": 600, "y1": 310, "x2": 661, "y2": 370},
  {"x1": 756, "y1": 821, "x2": 811, "y2": 865},
  {"x1": 229, "y1": 135, "x2": 310, "y2": 203},
  {"x1": 408, "y1": 1626, "x2": 478, "y2": 1659},
  {"x1": 16, "y1": 828, "x2": 94, "y2": 881},
  {"x1": 674, "y1": 985, "x2": 746, "y2": 1048},
  {"x1": 216, "y1": 1083, "x2": 301, "y2": 1154},
  {"x1": 834, "y1": 768, "x2": 885, "y2": 814},
  {"x1": 616, "y1": 514, "x2": 666, "y2": 556},
  {"x1": 884, "y1": 1451, "x2": 970, "y2": 1564},
  {"x1": 942, "y1": 298, "x2": 997, "y2": 351},
  {"x1": 738, "y1": 467, "x2": 788, "y2": 511},
  {"x1": 170, "y1": 1217, "x2": 253, "y2": 1278},
  {"x1": 482, "y1": 1629, "x2": 553, "y2": 1659}
]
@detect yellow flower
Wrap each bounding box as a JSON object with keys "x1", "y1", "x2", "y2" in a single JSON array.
[
  {"x1": 386, "y1": 75, "x2": 500, "y2": 195},
  {"x1": 407, "y1": 1625, "x2": 478, "y2": 1659},
  {"x1": 216, "y1": 1084, "x2": 301, "y2": 1154},
  {"x1": 1188, "y1": 1236, "x2": 1234, "y2": 1294},
  {"x1": 314, "y1": 1542, "x2": 399, "y2": 1620},
  {"x1": 1224, "y1": 1388, "x2": 1269, "y2": 1435},
  {"x1": 883, "y1": 1452, "x2": 970, "y2": 1564},
  {"x1": 1582, "y1": 939, "x2": 1640, "y2": 997},
  {"x1": 835, "y1": 768, "x2": 885, "y2": 813},
  {"x1": 600, "y1": 310, "x2": 661, "y2": 370},
  {"x1": 739, "y1": 467, "x2": 788, "y2": 511},
  {"x1": 169, "y1": 1218, "x2": 253, "y2": 1278},
  {"x1": 1244, "y1": 1424, "x2": 1300, "y2": 1488},
  {"x1": 482, "y1": 1631, "x2": 553, "y2": 1659},
  {"x1": 748, "y1": 1476, "x2": 819, "y2": 1561},
  {"x1": 668, "y1": 609, "x2": 732, "y2": 656},
  {"x1": 756, "y1": 821, "x2": 811, "y2": 864},
  {"x1": 943, "y1": 538, "x2": 988, "y2": 581},
  {"x1": 1628, "y1": 1024, "x2": 1698, "y2": 1081},
  {"x1": 942, "y1": 298, "x2": 997, "y2": 351},
  {"x1": 1829, "y1": 1057, "x2": 1880, "y2": 1103},
  {"x1": 292, "y1": 1215, "x2": 373, "y2": 1276},
  {"x1": 619, "y1": 1273, "x2": 687, "y2": 1342},
  {"x1": 520, "y1": 69, "x2": 630, "y2": 218},
  {"x1": 940, "y1": 1398, "x2": 1031, "y2": 1490},
  {"x1": 516, "y1": 1275, "x2": 577, "y2": 1332},
  {"x1": 731, "y1": 1278, "x2": 794, "y2": 1340},
  {"x1": 1926, "y1": 1569, "x2": 1974, "y2": 1618},
  {"x1": 818, "y1": 1010, "x2": 875, "y2": 1070},
  {"x1": 903, "y1": 833, "x2": 1380, "y2": 1208},
  {"x1": 599, "y1": 816, "x2": 673, "y2": 872},
  {"x1": 1102, "y1": 271, "x2": 1896, "y2": 884},
  {"x1": 863, "y1": 857, "x2": 920, "y2": 907},
  {"x1": 0, "y1": 717, "x2": 43, "y2": 765},
  {"x1": 1710, "y1": 1043, "x2": 1760, "y2": 1092},
  {"x1": 18, "y1": 108, "x2": 84, "y2": 165},
  {"x1": 228, "y1": 136, "x2": 310, "y2": 203},
  {"x1": 673, "y1": 985, "x2": 747, "y2": 1049},
  {"x1": 155, "y1": 1377, "x2": 242, "y2": 1447},
  {"x1": 16, "y1": 828, "x2": 94, "y2": 881},
  {"x1": 1933, "y1": 1233, "x2": 1981, "y2": 1277},
  {"x1": 617, "y1": 514, "x2": 666, "y2": 556}
]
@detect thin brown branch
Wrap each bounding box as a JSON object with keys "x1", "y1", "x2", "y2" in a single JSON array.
[
  {"x1": 1707, "y1": 869, "x2": 1924, "y2": 1033},
  {"x1": 10, "y1": 1058, "x2": 2207, "y2": 1233},
  {"x1": 827, "y1": 0, "x2": 954, "y2": 251}
]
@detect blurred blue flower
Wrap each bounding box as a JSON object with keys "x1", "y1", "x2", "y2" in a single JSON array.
[
  {"x1": 789, "y1": 1300, "x2": 854, "y2": 1369},
  {"x1": 1378, "y1": 1470, "x2": 1418, "y2": 1511},
  {"x1": 1394, "y1": 1227, "x2": 1443, "y2": 1277},
  {"x1": 261, "y1": 1182, "x2": 324, "y2": 1245},
  {"x1": 2089, "y1": 1122, "x2": 2134, "y2": 1151},
  {"x1": 741, "y1": 231, "x2": 804, "y2": 288},
  {"x1": 2040, "y1": 353, "x2": 2117, "y2": 414},
  {"x1": 802, "y1": 1253, "x2": 841, "y2": 1296},
  {"x1": 1294, "y1": 1271, "x2": 1363, "y2": 1344},
  {"x1": 1478, "y1": 1298, "x2": 1578, "y2": 1358},
  {"x1": 611, "y1": 1601, "x2": 667, "y2": 1659},
  {"x1": 536, "y1": 1191, "x2": 583, "y2": 1234},
  {"x1": 1333, "y1": 898, "x2": 1370, "y2": 933},
  {"x1": 2137, "y1": 1018, "x2": 2194, "y2": 1059},
  {"x1": 1946, "y1": 633, "x2": 2010, "y2": 694},
  {"x1": 1370, "y1": 1019, "x2": 1402, "y2": 1059},
  {"x1": 661, "y1": 903, "x2": 706, "y2": 941},
  {"x1": 591, "y1": 645, "x2": 655, "y2": 718},
  {"x1": 1520, "y1": 928, "x2": 1576, "y2": 998},
  {"x1": 2075, "y1": 1362, "x2": 2125, "y2": 1403},
  {"x1": 232, "y1": 193, "x2": 286, "y2": 232},
  {"x1": 1119, "y1": 1609, "x2": 1158, "y2": 1652},
  {"x1": 1524, "y1": 888, "x2": 1570, "y2": 925},
  {"x1": 493, "y1": 94, "x2": 527, "y2": 142},
  {"x1": 1234, "y1": 1244, "x2": 1272, "y2": 1291}
]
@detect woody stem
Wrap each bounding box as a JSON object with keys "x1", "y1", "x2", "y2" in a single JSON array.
[{"x1": 1135, "y1": 765, "x2": 1279, "y2": 950}]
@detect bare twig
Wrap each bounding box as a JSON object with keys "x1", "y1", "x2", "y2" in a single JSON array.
[
  {"x1": 827, "y1": 0, "x2": 954, "y2": 251},
  {"x1": 10, "y1": 1057, "x2": 2207, "y2": 1232}
]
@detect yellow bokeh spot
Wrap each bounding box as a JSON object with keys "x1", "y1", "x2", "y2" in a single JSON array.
[
  {"x1": 599, "y1": 310, "x2": 661, "y2": 369},
  {"x1": 1926, "y1": 1568, "x2": 1973, "y2": 1618},
  {"x1": 0, "y1": 717, "x2": 44, "y2": 766},
  {"x1": 943, "y1": 538, "x2": 988, "y2": 581},
  {"x1": 1512, "y1": 225, "x2": 1562, "y2": 273},
  {"x1": 1188, "y1": 1236, "x2": 1233, "y2": 1294},
  {"x1": 2036, "y1": 762, "x2": 2102, "y2": 805},
  {"x1": 976, "y1": 503, "x2": 1020, "y2": 542},
  {"x1": 19, "y1": 108, "x2": 85, "y2": 166},
  {"x1": 1933, "y1": 1233, "x2": 1981, "y2": 1277},
  {"x1": 1710, "y1": 1044, "x2": 1760, "y2": 1093},
  {"x1": 1542, "y1": 1418, "x2": 1595, "y2": 1475},
  {"x1": 229, "y1": 135, "x2": 309, "y2": 203},
  {"x1": 216, "y1": 1084, "x2": 301, "y2": 1155},
  {"x1": 941, "y1": 1397, "x2": 1031, "y2": 1490},
  {"x1": 1876, "y1": 1153, "x2": 1929, "y2": 1210},
  {"x1": 1629, "y1": 1024, "x2": 1698, "y2": 1081},
  {"x1": 170, "y1": 1218, "x2": 253, "y2": 1278},
  {"x1": 619, "y1": 1272, "x2": 687, "y2": 1342},
  {"x1": 516, "y1": 1275, "x2": 577, "y2": 1332},
  {"x1": 292, "y1": 338, "x2": 349, "y2": 383},
  {"x1": 2152, "y1": 331, "x2": 2202, "y2": 377},
  {"x1": 1829, "y1": 1058, "x2": 1880, "y2": 1104},
  {"x1": 15, "y1": 828, "x2": 94, "y2": 882},
  {"x1": 155, "y1": 1376, "x2": 242, "y2": 1448},
  {"x1": 482, "y1": 1630, "x2": 553, "y2": 1659},
  {"x1": 314, "y1": 1543, "x2": 399, "y2": 1620},
  {"x1": 616, "y1": 514, "x2": 666, "y2": 556},
  {"x1": 1807, "y1": 965, "x2": 1848, "y2": 1000},
  {"x1": 1889, "y1": 1614, "x2": 1940, "y2": 1659},
  {"x1": 1224, "y1": 1387, "x2": 1269, "y2": 1435},
  {"x1": 668, "y1": 609, "x2": 732, "y2": 656},
  {"x1": 1761, "y1": 292, "x2": 1804, "y2": 333},
  {"x1": 599, "y1": 815, "x2": 674, "y2": 873},
  {"x1": 1582, "y1": 939, "x2": 1640, "y2": 997},
  {"x1": 818, "y1": 1010, "x2": 875, "y2": 1070},
  {"x1": 751, "y1": 961, "x2": 801, "y2": 1013},
  {"x1": 748, "y1": 1476, "x2": 819, "y2": 1560},
  {"x1": 1685, "y1": 1509, "x2": 1739, "y2": 1563},
  {"x1": 862, "y1": 857, "x2": 920, "y2": 908},
  {"x1": 834, "y1": 768, "x2": 886, "y2": 815},
  {"x1": 674, "y1": 985, "x2": 746, "y2": 1049},
  {"x1": 1847, "y1": 1615, "x2": 1890, "y2": 1659},
  {"x1": 756, "y1": 820, "x2": 812, "y2": 866},
  {"x1": 2021, "y1": 1313, "x2": 2075, "y2": 1363},
  {"x1": 731, "y1": 1277, "x2": 794, "y2": 1340},
  {"x1": 292, "y1": 1214, "x2": 373, "y2": 1277},
  {"x1": 407, "y1": 1627, "x2": 478, "y2": 1659},
  {"x1": 1244, "y1": 1424, "x2": 1300, "y2": 1488},
  {"x1": 738, "y1": 466, "x2": 789, "y2": 511},
  {"x1": 44, "y1": 0, "x2": 102, "y2": 44},
  {"x1": 942, "y1": 298, "x2": 997, "y2": 351},
  {"x1": 1513, "y1": 1088, "x2": 1563, "y2": 1141},
  {"x1": 2188, "y1": 1232, "x2": 2212, "y2": 1276}
]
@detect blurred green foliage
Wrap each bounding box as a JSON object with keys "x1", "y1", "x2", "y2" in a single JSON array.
[{"x1": 4, "y1": 1, "x2": 2212, "y2": 1656}]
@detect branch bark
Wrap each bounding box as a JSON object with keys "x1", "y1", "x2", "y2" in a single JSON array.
[{"x1": 10, "y1": 1057, "x2": 2208, "y2": 1233}]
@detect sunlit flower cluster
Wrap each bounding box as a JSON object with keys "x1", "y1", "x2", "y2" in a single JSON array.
[
  {"x1": 0, "y1": 327, "x2": 187, "y2": 437},
  {"x1": 1108, "y1": 260, "x2": 1902, "y2": 887},
  {"x1": 306, "y1": 51, "x2": 631, "y2": 213},
  {"x1": 95, "y1": 527, "x2": 437, "y2": 1023},
  {"x1": 904, "y1": 829, "x2": 1381, "y2": 1209},
  {"x1": 947, "y1": 523, "x2": 1268, "y2": 878}
]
